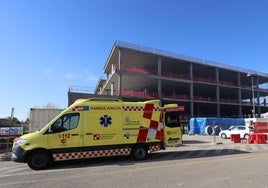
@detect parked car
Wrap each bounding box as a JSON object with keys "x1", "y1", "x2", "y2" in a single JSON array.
[{"x1": 219, "y1": 126, "x2": 250, "y2": 139}]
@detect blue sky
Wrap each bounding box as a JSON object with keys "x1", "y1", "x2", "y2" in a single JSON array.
[{"x1": 1, "y1": 0, "x2": 268, "y2": 121}]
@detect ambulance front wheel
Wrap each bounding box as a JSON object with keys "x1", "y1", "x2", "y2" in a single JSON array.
[
  {"x1": 27, "y1": 150, "x2": 52, "y2": 170},
  {"x1": 131, "y1": 145, "x2": 148, "y2": 160}
]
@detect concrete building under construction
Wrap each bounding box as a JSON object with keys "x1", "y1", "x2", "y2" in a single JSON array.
[{"x1": 68, "y1": 41, "x2": 268, "y2": 120}]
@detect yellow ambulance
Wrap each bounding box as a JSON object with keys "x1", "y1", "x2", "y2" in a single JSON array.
[{"x1": 12, "y1": 98, "x2": 183, "y2": 170}]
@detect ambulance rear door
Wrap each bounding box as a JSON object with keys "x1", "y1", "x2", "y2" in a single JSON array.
[{"x1": 163, "y1": 105, "x2": 184, "y2": 146}]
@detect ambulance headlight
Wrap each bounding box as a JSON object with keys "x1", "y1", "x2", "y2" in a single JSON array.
[{"x1": 16, "y1": 139, "x2": 28, "y2": 146}]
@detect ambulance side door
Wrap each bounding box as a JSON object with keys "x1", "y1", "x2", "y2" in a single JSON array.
[
  {"x1": 46, "y1": 112, "x2": 83, "y2": 149},
  {"x1": 83, "y1": 107, "x2": 123, "y2": 147}
]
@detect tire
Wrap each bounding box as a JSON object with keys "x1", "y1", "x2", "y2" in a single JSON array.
[
  {"x1": 205, "y1": 126, "x2": 214, "y2": 135},
  {"x1": 27, "y1": 150, "x2": 52, "y2": 170},
  {"x1": 214, "y1": 126, "x2": 222, "y2": 136},
  {"x1": 244, "y1": 134, "x2": 250, "y2": 140},
  {"x1": 221, "y1": 133, "x2": 227, "y2": 139},
  {"x1": 131, "y1": 145, "x2": 148, "y2": 160}
]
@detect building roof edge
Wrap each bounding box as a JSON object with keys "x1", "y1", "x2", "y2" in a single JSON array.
[{"x1": 114, "y1": 41, "x2": 268, "y2": 77}]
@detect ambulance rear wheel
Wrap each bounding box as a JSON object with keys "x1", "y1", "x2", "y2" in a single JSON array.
[
  {"x1": 131, "y1": 145, "x2": 148, "y2": 160},
  {"x1": 27, "y1": 150, "x2": 52, "y2": 170}
]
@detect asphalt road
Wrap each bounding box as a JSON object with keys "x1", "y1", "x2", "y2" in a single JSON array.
[{"x1": 1, "y1": 135, "x2": 268, "y2": 188}]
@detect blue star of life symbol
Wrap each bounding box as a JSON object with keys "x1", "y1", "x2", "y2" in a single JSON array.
[
  {"x1": 124, "y1": 132, "x2": 131, "y2": 139},
  {"x1": 100, "y1": 115, "x2": 112, "y2": 127}
]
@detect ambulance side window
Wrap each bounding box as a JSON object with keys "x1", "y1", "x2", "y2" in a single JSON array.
[
  {"x1": 165, "y1": 112, "x2": 180, "y2": 128},
  {"x1": 50, "y1": 113, "x2": 80, "y2": 133}
]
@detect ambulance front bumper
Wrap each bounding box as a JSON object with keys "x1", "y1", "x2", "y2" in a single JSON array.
[{"x1": 11, "y1": 145, "x2": 27, "y2": 163}]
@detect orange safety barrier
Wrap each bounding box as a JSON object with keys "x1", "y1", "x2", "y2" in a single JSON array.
[
  {"x1": 247, "y1": 133, "x2": 256, "y2": 144},
  {"x1": 230, "y1": 134, "x2": 241, "y2": 143},
  {"x1": 247, "y1": 133, "x2": 267, "y2": 144},
  {"x1": 255, "y1": 134, "x2": 267, "y2": 144}
]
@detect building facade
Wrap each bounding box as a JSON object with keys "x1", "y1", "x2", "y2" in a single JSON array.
[{"x1": 78, "y1": 41, "x2": 268, "y2": 119}]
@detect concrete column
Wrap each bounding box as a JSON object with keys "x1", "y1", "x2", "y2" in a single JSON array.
[
  {"x1": 189, "y1": 62, "x2": 193, "y2": 80},
  {"x1": 215, "y1": 68, "x2": 219, "y2": 84},
  {"x1": 216, "y1": 68, "x2": 220, "y2": 117},
  {"x1": 111, "y1": 64, "x2": 115, "y2": 74},
  {"x1": 110, "y1": 82, "x2": 114, "y2": 96},
  {"x1": 237, "y1": 72, "x2": 242, "y2": 117},
  {"x1": 216, "y1": 85, "x2": 220, "y2": 117},
  {"x1": 157, "y1": 57, "x2": 162, "y2": 98},
  {"x1": 158, "y1": 57, "x2": 161, "y2": 76},
  {"x1": 256, "y1": 76, "x2": 260, "y2": 117},
  {"x1": 190, "y1": 62, "x2": 194, "y2": 117},
  {"x1": 118, "y1": 49, "x2": 122, "y2": 97}
]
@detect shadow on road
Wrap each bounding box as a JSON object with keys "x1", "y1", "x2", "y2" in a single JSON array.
[
  {"x1": 182, "y1": 140, "x2": 209, "y2": 145},
  {"x1": 48, "y1": 148, "x2": 250, "y2": 170}
]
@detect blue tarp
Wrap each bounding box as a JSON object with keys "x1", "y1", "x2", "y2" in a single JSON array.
[{"x1": 189, "y1": 117, "x2": 245, "y2": 135}]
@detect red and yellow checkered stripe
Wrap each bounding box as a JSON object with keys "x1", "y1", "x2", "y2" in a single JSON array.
[
  {"x1": 136, "y1": 103, "x2": 164, "y2": 143},
  {"x1": 123, "y1": 106, "x2": 160, "y2": 111},
  {"x1": 53, "y1": 145, "x2": 161, "y2": 161},
  {"x1": 53, "y1": 148, "x2": 131, "y2": 161}
]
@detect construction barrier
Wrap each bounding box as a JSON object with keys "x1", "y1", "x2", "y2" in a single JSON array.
[
  {"x1": 247, "y1": 134, "x2": 256, "y2": 144},
  {"x1": 230, "y1": 134, "x2": 241, "y2": 143},
  {"x1": 255, "y1": 134, "x2": 267, "y2": 144},
  {"x1": 247, "y1": 133, "x2": 267, "y2": 144}
]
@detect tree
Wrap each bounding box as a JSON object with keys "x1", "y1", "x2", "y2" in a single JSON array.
[
  {"x1": 42, "y1": 102, "x2": 58, "y2": 109},
  {"x1": 0, "y1": 117, "x2": 21, "y2": 127}
]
